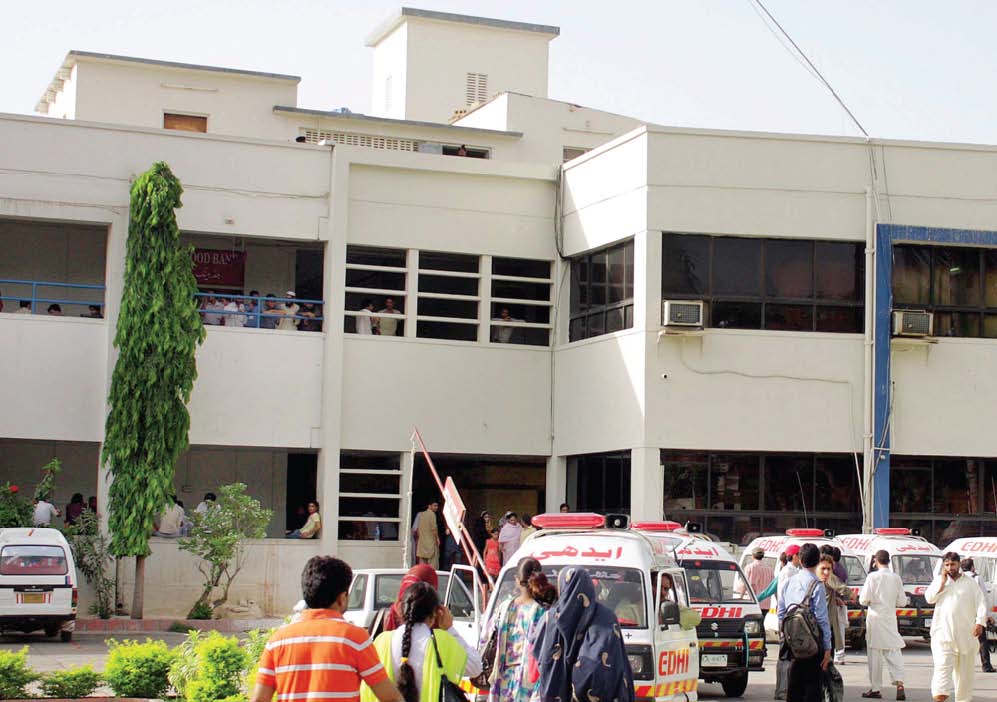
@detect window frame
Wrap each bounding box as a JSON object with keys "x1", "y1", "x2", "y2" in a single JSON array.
[
  {"x1": 569, "y1": 239, "x2": 636, "y2": 342},
  {"x1": 337, "y1": 452, "x2": 403, "y2": 541},
  {"x1": 661, "y1": 233, "x2": 864, "y2": 333},
  {"x1": 490, "y1": 257, "x2": 554, "y2": 346}
]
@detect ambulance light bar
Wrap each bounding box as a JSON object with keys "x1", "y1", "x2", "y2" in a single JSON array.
[
  {"x1": 786, "y1": 528, "x2": 824, "y2": 537},
  {"x1": 874, "y1": 528, "x2": 911, "y2": 536},
  {"x1": 631, "y1": 521, "x2": 684, "y2": 532},
  {"x1": 531, "y1": 513, "x2": 606, "y2": 529}
]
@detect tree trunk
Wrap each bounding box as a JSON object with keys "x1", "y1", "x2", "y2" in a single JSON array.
[
  {"x1": 115, "y1": 558, "x2": 127, "y2": 615},
  {"x1": 131, "y1": 555, "x2": 146, "y2": 619}
]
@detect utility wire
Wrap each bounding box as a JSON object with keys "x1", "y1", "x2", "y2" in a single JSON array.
[{"x1": 750, "y1": 0, "x2": 869, "y2": 138}]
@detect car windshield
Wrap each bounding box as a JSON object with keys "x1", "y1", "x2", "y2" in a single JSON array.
[
  {"x1": 365, "y1": 573, "x2": 450, "y2": 610},
  {"x1": 347, "y1": 574, "x2": 368, "y2": 610},
  {"x1": 842, "y1": 556, "x2": 866, "y2": 585},
  {"x1": 681, "y1": 560, "x2": 755, "y2": 604},
  {"x1": 894, "y1": 555, "x2": 940, "y2": 585},
  {"x1": 0, "y1": 545, "x2": 68, "y2": 575},
  {"x1": 491, "y1": 566, "x2": 646, "y2": 628}
]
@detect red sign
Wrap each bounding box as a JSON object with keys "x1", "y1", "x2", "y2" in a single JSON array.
[
  {"x1": 698, "y1": 606, "x2": 744, "y2": 619},
  {"x1": 192, "y1": 249, "x2": 246, "y2": 287},
  {"x1": 659, "y1": 648, "x2": 691, "y2": 676},
  {"x1": 442, "y1": 477, "x2": 466, "y2": 547}
]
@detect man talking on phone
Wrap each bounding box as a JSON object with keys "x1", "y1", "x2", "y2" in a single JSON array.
[{"x1": 925, "y1": 552, "x2": 988, "y2": 702}]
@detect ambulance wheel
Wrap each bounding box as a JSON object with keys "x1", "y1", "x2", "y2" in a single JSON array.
[
  {"x1": 721, "y1": 672, "x2": 749, "y2": 698},
  {"x1": 44, "y1": 625, "x2": 59, "y2": 638},
  {"x1": 60, "y1": 630, "x2": 72, "y2": 643}
]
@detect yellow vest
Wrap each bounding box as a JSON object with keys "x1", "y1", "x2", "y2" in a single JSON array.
[{"x1": 360, "y1": 628, "x2": 468, "y2": 702}]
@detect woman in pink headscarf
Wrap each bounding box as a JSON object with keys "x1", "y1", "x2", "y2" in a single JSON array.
[{"x1": 383, "y1": 564, "x2": 439, "y2": 631}]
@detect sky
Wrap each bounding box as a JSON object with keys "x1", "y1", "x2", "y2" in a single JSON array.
[{"x1": 5, "y1": 1, "x2": 997, "y2": 144}]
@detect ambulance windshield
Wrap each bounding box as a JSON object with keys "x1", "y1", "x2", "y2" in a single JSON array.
[
  {"x1": 491, "y1": 566, "x2": 647, "y2": 628},
  {"x1": 681, "y1": 560, "x2": 754, "y2": 604},
  {"x1": 894, "y1": 555, "x2": 939, "y2": 585}
]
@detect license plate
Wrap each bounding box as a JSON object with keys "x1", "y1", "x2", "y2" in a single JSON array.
[
  {"x1": 21, "y1": 593, "x2": 45, "y2": 604},
  {"x1": 924, "y1": 618, "x2": 932, "y2": 627},
  {"x1": 702, "y1": 654, "x2": 728, "y2": 667},
  {"x1": 898, "y1": 619, "x2": 912, "y2": 626}
]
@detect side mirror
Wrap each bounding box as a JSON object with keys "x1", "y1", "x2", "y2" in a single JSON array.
[{"x1": 659, "y1": 601, "x2": 681, "y2": 627}]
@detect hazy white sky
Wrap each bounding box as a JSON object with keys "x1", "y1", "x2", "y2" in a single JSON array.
[{"x1": 6, "y1": 1, "x2": 997, "y2": 144}]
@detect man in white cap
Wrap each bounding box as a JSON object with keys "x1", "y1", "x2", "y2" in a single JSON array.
[
  {"x1": 276, "y1": 291, "x2": 300, "y2": 331},
  {"x1": 926, "y1": 551, "x2": 988, "y2": 702}
]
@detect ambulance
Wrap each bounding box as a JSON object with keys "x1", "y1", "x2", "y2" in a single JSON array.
[
  {"x1": 941, "y1": 536, "x2": 997, "y2": 649},
  {"x1": 839, "y1": 528, "x2": 942, "y2": 639},
  {"x1": 740, "y1": 529, "x2": 868, "y2": 647},
  {"x1": 642, "y1": 524, "x2": 765, "y2": 698},
  {"x1": 449, "y1": 513, "x2": 701, "y2": 702},
  {"x1": 0, "y1": 528, "x2": 78, "y2": 642}
]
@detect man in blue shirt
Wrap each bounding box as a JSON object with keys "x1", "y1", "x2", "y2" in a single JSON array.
[{"x1": 777, "y1": 543, "x2": 832, "y2": 702}]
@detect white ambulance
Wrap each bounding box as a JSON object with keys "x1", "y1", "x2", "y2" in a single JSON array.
[
  {"x1": 741, "y1": 529, "x2": 868, "y2": 646},
  {"x1": 0, "y1": 528, "x2": 78, "y2": 642},
  {"x1": 451, "y1": 513, "x2": 701, "y2": 702},
  {"x1": 941, "y1": 536, "x2": 997, "y2": 648},
  {"x1": 634, "y1": 523, "x2": 764, "y2": 698},
  {"x1": 839, "y1": 528, "x2": 942, "y2": 639}
]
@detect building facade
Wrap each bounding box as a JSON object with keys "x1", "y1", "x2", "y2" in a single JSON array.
[{"x1": 3, "y1": 7, "x2": 997, "y2": 615}]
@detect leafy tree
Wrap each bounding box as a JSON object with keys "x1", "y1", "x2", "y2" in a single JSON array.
[
  {"x1": 179, "y1": 483, "x2": 272, "y2": 618},
  {"x1": 33, "y1": 457, "x2": 62, "y2": 502},
  {"x1": 102, "y1": 162, "x2": 205, "y2": 619},
  {"x1": 67, "y1": 510, "x2": 115, "y2": 618}
]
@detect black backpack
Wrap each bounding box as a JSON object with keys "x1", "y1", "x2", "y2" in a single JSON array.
[{"x1": 780, "y1": 579, "x2": 822, "y2": 660}]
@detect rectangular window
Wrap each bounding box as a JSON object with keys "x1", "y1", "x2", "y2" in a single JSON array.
[
  {"x1": 569, "y1": 240, "x2": 635, "y2": 341},
  {"x1": 892, "y1": 244, "x2": 997, "y2": 338},
  {"x1": 416, "y1": 252, "x2": 479, "y2": 341},
  {"x1": 562, "y1": 147, "x2": 589, "y2": 163},
  {"x1": 568, "y1": 451, "x2": 631, "y2": 514},
  {"x1": 338, "y1": 452, "x2": 402, "y2": 541},
  {"x1": 344, "y1": 246, "x2": 406, "y2": 335},
  {"x1": 164, "y1": 113, "x2": 207, "y2": 133},
  {"x1": 491, "y1": 257, "x2": 553, "y2": 346},
  {"x1": 889, "y1": 455, "x2": 990, "y2": 542},
  {"x1": 662, "y1": 233, "x2": 864, "y2": 333}
]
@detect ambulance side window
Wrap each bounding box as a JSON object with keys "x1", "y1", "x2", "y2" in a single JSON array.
[{"x1": 672, "y1": 572, "x2": 690, "y2": 607}]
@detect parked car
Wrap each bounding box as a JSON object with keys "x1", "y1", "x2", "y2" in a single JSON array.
[{"x1": 0, "y1": 528, "x2": 78, "y2": 642}]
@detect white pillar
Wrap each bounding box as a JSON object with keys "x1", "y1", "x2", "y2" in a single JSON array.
[
  {"x1": 630, "y1": 447, "x2": 663, "y2": 522},
  {"x1": 545, "y1": 455, "x2": 567, "y2": 513}
]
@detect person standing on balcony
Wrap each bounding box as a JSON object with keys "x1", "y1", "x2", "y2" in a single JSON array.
[
  {"x1": 357, "y1": 299, "x2": 377, "y2": 334},
  {"x1": 260, "y1": 294, "x2": 281, "y2": 329},
  {"x1": 378, "y1": 297, "x2": 401, "y2": 336},
  {"x1": 414, "y1": 501, "x2": 440, "y2": 569},
  {"x1": 243, "y1": 291, "x2": 260, "y2": 328},
  {"x1": 47, "y1": 304, "x2": 63, "y2": 315},
  {"x1": 277, "y1": 291, "x2": 301, "y2": 331},
  {"x1": 201, "y1": 294, "x2": 224, "y2": 325},
  {"x1": 300, "y1": 302, "x2": 322, "y2": 332},
  {"x1": 222, "y1": 296, "x2": 246, "y2": 327},
  {"x1": 15, "y1": 300, "x2": 31, "y2": 314}
]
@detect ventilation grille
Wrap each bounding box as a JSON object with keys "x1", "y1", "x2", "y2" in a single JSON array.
[
  {"x1": 466, "y1": 72, "x2": 488, "y2": 106},
  {"x1": 302, "y1": 130, "x2": 419, "y2": 151}
]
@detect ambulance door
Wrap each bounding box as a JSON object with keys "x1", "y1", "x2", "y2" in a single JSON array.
[
  {"x1": 444, "y1": 565, "x2": 481, "y2": 648},
  {"x1": 653, "y1": 569, "x2": 699, "y2": 698}
]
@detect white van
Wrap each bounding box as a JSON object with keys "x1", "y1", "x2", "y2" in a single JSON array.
[
  {"x1": 453, "y1": 513, "x2": 701, "y2": 702},
  {"x1": 741, "y1": 529, "x2": 867, "y2": 646},
  {"x1": 649, "y1": 525, "x2": 764, "y2": 698},
  {"x1": 941, "y1": 536, "x2": 997, "y2": 648},
  {"x1": 0, "y1": 528, "x2": 78, "y2": 642},
  {"x1": 839, "y1": 528, "x2": 942, "y2": 639}
]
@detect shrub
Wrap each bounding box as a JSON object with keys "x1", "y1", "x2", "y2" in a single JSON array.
[
  {"x1": 67, "y1": 510, "x2": 115, "y2": 619},
  {"x1": 0, "y1": 483, "x2": 33, "y2": 529},
  {"x1": 103, "y1": 639, "x2": 175, "y2": 699},
  {"x1": 241, "y1": 628, "x2": 274, "y2": 690},
  {"x1": 40, "y1": 666, "x2": 102, "y2": 699},
  {"x1": 186, "y1": 633, "x2": 248, "y2": 702},
  {"x1": 188, "y1": 600, "x2": 213, "y2": 620},
  {"x1": 167, "y1": 630, "x2": 203, "y2": 698},
  {"x1": 0, "y1": 647, "x2": 38, "y2": 699},
  {"x1": 168, "y1": 621, "x2": 193, "y2": 634}
]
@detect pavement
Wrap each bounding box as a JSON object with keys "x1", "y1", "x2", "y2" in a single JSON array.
[{"x1": 4, "y1": 634, "x2": 997, "y2": 700}]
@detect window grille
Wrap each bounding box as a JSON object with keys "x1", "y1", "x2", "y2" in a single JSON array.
[
  {"x1": 301, "y1": 130, "x2": 419, "y2": 152},
  {"x1": 465, "y1": 73, "x2": 488, "y2": 106}
]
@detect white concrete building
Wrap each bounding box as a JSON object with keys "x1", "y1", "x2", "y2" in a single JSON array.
[{"x1": 3, "y1": 7, "x2": 997, "y2": 616}]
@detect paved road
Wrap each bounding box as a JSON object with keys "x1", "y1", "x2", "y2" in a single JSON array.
[{"x1": 4, "y1": 634, "x2": 997, "y2": 700}]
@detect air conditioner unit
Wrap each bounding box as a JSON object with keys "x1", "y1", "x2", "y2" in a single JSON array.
[
  {"x1": 662, "y1": 300, "x2": 704, "y2": 327},
  {"x1": 892, "y1": 310, "x2": 933, "y2": 337}
]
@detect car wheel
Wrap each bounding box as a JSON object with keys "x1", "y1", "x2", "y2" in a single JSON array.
[
  {"x1": 721, "y1": 672, "x2": 749, "y2": 698},
  {"x1": 60, "y1": 630, "x2": 72, "y2": 643}
]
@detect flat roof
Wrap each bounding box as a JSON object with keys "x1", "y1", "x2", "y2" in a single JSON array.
[
  {"x1": 366, "y1": 7, "x2": 559, "y2": 46},
  {"x1": 37, "y1": 50, "x2": 300, "y2": 114},
  {"x1": 273, "y1": 106, "x2": 523, "y2": 138}
]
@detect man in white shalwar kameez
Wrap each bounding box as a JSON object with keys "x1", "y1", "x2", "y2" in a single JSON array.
[
  {"x1": 925, "y1": 551, "x2": 988, "y2": 702},
  {"x1": 859, "y1": 550, "x2": 908, "y2": 700}
]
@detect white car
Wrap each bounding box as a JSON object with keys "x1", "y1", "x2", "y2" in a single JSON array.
[{"x1": 0, "y1": 528, "x2": 78, "y2": 642}]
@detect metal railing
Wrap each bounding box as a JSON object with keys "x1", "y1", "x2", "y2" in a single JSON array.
[
  {"x1": 0, "y1": 279, "x2": 105, "y2": 316},
  {"x1": 195, "y1": 292, "x2": 324, "y2": 330}
]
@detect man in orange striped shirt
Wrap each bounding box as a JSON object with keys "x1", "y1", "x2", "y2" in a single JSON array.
[{"x1": 252, "y1": 556, "x2": 402, "y2": 702}]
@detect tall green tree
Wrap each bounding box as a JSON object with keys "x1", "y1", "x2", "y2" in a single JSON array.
[{"x1": 102, "y1": 162, "x2": 205, "y2": 618}]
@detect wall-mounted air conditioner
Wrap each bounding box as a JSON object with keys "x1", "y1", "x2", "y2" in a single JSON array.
[
  {"x1": 892, "y1": 309, "x2": 933, "y2": 337},
  {"x1": 662, "y1": 300, "x2": 704, "y2": 328}
]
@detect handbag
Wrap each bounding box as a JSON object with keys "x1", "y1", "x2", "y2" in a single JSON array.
[
  {"x1": 469, "y1": 625, "x2": 497, "y2": 689},
  {"x1": 430, "y1": 631, "x2": 470, "y2": 702}
]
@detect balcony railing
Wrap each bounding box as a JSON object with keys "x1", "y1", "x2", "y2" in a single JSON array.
[
  {"x1": 195, "y1": 292, "x2": 325, "y2": 331},
  {"x1": 0, "y1": 279, "x2": 105, "y2": 317}
]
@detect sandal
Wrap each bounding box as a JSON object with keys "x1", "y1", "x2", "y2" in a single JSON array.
[
  {"x1": 896, "y1": 686, "x2": 906, "y2": 701},
  {"x1": 861, "y1": 693, "x2": 882, "y2": 699}
]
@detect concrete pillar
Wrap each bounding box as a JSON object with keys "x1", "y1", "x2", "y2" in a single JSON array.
[
  {"x1": 630, "y1": 447, "x2": 663, "y2": 522},
  {"x1": 545, "y1": 455, "x2": 567, "y2": 513}
]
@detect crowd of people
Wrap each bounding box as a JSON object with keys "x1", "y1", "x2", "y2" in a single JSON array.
[
  {"x1": 200, "y1": 290, "x2": 322, "y2": 331},
  {"x1": 31, "y1": 492, "x2": 98, "y2": 527}
]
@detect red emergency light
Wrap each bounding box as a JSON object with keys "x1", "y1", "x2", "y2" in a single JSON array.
[
  {"x1": 874, "y1": 528, "x2": 911, "y2": 536},
  {"x1": 631, "y1": 521, "x2": 684, "y2": 532},
  {"x1": 531, "y1": 512, "x2": 606, "y2": 529},
  {"x1": 786, "y1": 528, "x2": 824, "y2": 537}
]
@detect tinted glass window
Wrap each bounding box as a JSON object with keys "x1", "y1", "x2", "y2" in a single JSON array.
[
  {"x1": 816, "y1": 242, "x2": 863, "y2": 301},
  {"x1": 713, "y1": 238, "x2": 761, "y2": 295},
  {"x1": 569, "y1": 241, "x2": 635, "y2": 341},
  {"x1": 765, "y1": 240, "x2": 813, "y2": 298},
  {"x1": 662, "y1": 234, "x2": 710, "y2": 295}
]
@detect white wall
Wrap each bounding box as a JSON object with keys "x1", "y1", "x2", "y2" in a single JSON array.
[
  {"x1": 0, "y1": 316, "x2": 106, "y2": 442},
  {"x1": 188, "y1": 328, "x2": 323, "y2": 448},
  {"x1": 370, "y1": 24, "x2": 408, "y2": 119},
  {"x1": 71, "y1": 59, "x2": 298, "y2": 141}
]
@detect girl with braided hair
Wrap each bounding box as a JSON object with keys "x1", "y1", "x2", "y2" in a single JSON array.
[{"x1": 361, "y1": 582, "x2": 482, "y2": 702}]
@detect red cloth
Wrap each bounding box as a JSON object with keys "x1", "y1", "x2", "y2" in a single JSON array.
[{"x1": 382, "y1": 564, "x2": 438, "y2": 631}]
